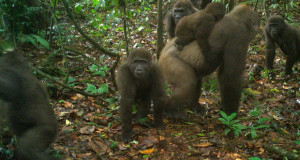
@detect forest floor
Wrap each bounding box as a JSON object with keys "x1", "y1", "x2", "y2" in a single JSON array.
[{"x1": 1, "y1": 1, "x2": 299, "y2": 160}]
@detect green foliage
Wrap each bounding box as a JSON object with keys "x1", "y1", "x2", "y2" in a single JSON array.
[
  {"x1": 19, "y1": 34, "x2": 50, "y2": 49},
  {"x1": 0, "y1": 0, "x2": 45, "y2": 38},
  {"x1": 248, "y1": 157, "x2": 267, "y2": 160},
  {"x1": 0, "y1": 134, "x2": 14, "y2": 159},
  {"x1": 165, "y1": 83, "x2": 172, "y2": 96},
  {"x1": 247, "y1": 107, "x2": 271, "y2": 139},
  {"x1": 85, "y1": 83, "x2": 108, "y2": 94},
  {"x1": 218, "y1": 111, "x2": 247, "y2": 137},
  {"x1": 203, "y1": 75, "x2": 218, "y2": 93},
  {"x1": 89, "y1": 64, "x2": 109, "y2": 76},
  {"x1": 109, "y1": 140, "x2": 118, "y2": 149},
  {"x1": 63, "y1": 77, "x2": 77, "y2": 87},
  {"x1": 294, "y1": 140, "x2": 300, "y2": 145}
]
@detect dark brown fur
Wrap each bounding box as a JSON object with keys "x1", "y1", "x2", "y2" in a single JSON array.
[
  {"x1": 174, "y1": 2, "x2": 225, "y2": 63},
  {"x1": 116, "y1": 48, "x2": 166, "y2": 142},
  {"x1": 200, "y1": 0, "x2": 212, "y2": 9},
  {"x1": 0, "y1": 50, "x2": 58, "y2": 160},
  {"x1": 264, "y1": 15, "x2": 300, "y2": 75},
  {"x1": 190, "y1": 0, "x2": 212, "y2": 9},
  {"x1": 165, "y1": 0, "x2": 198, "y2": 40},
  {"x1": 158, "y1": 4, "x2": 259, "y2": 118}
]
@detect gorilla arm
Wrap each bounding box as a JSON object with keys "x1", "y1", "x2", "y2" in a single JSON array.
[
  {"x1": 116, "y1": 63, "x2": 136, "y2": 142},
  {"x1": 0, "y1": 69, "x2": 21, "y2": 102},
  {"x1": 264, "y1": 28, "x2": 276, "y2": 70},
  {"x1": 149, "y1": 63, "x2": 165, "y2": 127}
]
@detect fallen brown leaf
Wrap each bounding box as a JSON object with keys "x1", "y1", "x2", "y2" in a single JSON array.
[
  {"x1": 139, "y1": 148, "x2": 154, "y2": 155},
  {"x1": 193, "y1": 142, "x2": 213, "y2": 148}
]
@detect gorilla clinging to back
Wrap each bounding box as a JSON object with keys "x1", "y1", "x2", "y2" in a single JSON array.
[
  {"x1": 0, "y1": 50, "x2": 58, "y2": 160},
  {"x1": 264, "y1": 15, "x2": 300, "y2": 75},
  {"x1": 116, "y1": 48, "x2": 166, "y2": 142},
  {"x1": 159, "y1": 4, "x2": 259, "y2": 118},
  {"x1": 174, "y1": 2, "x2": 226, "y2": 63}
]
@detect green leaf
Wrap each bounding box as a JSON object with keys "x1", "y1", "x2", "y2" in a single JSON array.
[
  {"x1": 89, "y1": 64, "x2": 98, "y2": 72},
  {"x1": 293, "y1": 140, "x2": 300, "y2": 145},
  {"x1": 249, "y1": 110, "x2": 260, "y2": 117},
  {"x1": 105, "y1": 98, "x2": 115, "y2": 105},
  {"x1": 233, "y1": 123, "x2": 247, "y2": 130},
  {"x1": 184, "y1": 122, "x2": 195, "y2": 125},
  {"x1": 97, "y1": 84, "x2": 108, "y2": 94},
  {"x1": 255, "y1": 125, "x2": 269, "y2": 129},
  {"x1": 74, "y1": 3, "x2": 82, "y2": 13},
  {"x1": 234, "y1": 129, "x2": 241, "y2": 137},
  {"x1": 218, "y1": 118, "x2": 228, "y2": 125},
  {"x1": 85, "y1": 83, "x2": 97, "y2": 93},
  {"x1": 64, "y1": 77, "x2": 76, "y2": 87},
  {"x1": 219, "y1": 111, "x2": 228, "y2": 120},
  {"x1": 31, "y1": 34, "x2": 50, "y2": 49},
  {"x1": 227, "y1": 112, "x2": 237, "y2": 121},
  {"x1": 20, "y1": 35, "x2": 37, "y2": 47},
  {"x1": 93, "y1": 70, "x2": 105, "y2": 76},
  {"x1": 139, "y1": 117, "x2": 148, "y2": 123},
  {"x1": 257, "y1": 117, "x2": 270, "y2": 124},
  {"x1": 197, "y1": 133, "x2": 205, "y2": 137},
  {"x1": 248, "y1": 157, "x2": 261, "y2": 160},
  {"x1": 110, "y1": 141, "x2": 118, "y2": 149},
  {"x1": 250, "y1": 128, "x2": 258, "y2": 138},
  {"x1": 230, "y1": 119, "x2": 240, "y2": 124},
  {"x1": 100, "y1": 66, "x2": 109, "y2": 72},
  {"x1": 224, "y1": 128, "x2": 231, "y2": 135}
]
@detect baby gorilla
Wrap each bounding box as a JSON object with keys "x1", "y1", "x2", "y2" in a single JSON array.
[
  {"x1": 116, "y1": 48, "x2": 166, "y2": 142},
  {"x1": 264, "y1": 15, "x2": 300, "y2": 75},
  {"x1": 0, "y1": 50, "x2": 58, "y2": 160},
  {"x1": 174, "y1": 2, "x2": 226, "y2": 62}
]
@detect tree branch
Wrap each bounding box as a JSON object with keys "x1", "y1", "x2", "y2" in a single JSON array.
[
  {"x1": 61, "y1": 0, "x2": 120, "y2": 57},
  {"x1": 31, "y1": 65, "x2": 105, "y2": 98}
]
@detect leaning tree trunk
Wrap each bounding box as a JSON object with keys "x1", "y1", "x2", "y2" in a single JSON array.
[{"x1": 157, "y1": 0, "x2": 163, "y2": 59}]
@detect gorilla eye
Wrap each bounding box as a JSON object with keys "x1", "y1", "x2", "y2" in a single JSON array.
[
  {"x1": 134, "y1": 60, "x2": 147, "y2": 65},
  {"x1": 174, "y1": 9, "x2": 184, "y2": 13},
  {"x1": 270, "y1": 23, "x2": 278, "y2": 27}
]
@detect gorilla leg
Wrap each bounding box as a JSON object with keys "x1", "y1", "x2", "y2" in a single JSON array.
[
  {"x1": 188, "y1": 77, "x2": 204, "y2": 113},
  {"x1": 16, "y1": 126, "x2": 57, "y2": 160},
  {"x1": 265, "y1": 48, "x2": 276, "y2": 70},
  {"x1": 165, "y1": 63, "x2": 199, "y2": 119},
  {"x1": 152, "y1": 97, "x2": 164, "y2": 127},
  {"x1": 217, "y1": 50, "x2": 245, "y2": 115},
  {"x1": 120, "y1": 97, "x2": 134, "y2": 142},
  {"x1": 285, "y1": 54, "x2": 297, "y2": 75},
  {"x1": 136, "y1": 97, "x2": 151, "y2": 120}
]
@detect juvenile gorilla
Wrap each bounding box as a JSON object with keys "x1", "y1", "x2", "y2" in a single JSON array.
[
  {"x1": 159, "y1": 4, "x2": 259, "y2": 118},
  {"x1": 0, "y1": 50, "x2": 58, "y2": 160},
  {"x1": 264, "y1": 15, "x2": 300, "y2": 75},
  {"x1": 116, "y1": 48, "x2": 166, "y2": 142},
  {"x1": 165, "y1": 0, "x2": 198, "y2": 40},
  {"x1": 174, "y1": 2, "x2": 226, "y2": 63}
]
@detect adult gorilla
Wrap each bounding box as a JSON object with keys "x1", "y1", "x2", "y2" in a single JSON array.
[{"x1": 159, "y1": 4, "x2": 259, "y2": 118}]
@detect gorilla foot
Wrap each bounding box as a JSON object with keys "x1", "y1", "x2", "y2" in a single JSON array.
[
  {"x1": 153, "y1": 121, "x2": 165, "y2": 129},
  {"x1": 164, "y1": 111, "x2": 187, "y2": 121},
  {"x1": 121, "y1": 128, "x2": 133, "y2": 143}
]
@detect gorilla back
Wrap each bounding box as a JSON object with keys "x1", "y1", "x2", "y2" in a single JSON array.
[{"x1": 0, "y1": 50, "x2": 58, "y2": 160}]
